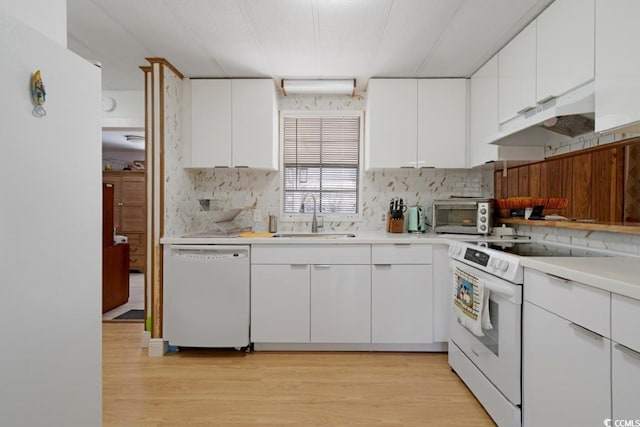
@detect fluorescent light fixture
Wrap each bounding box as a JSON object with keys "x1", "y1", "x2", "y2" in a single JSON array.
[{"x1": 281, "y1": 79, "x2": 355, "y2": 96}]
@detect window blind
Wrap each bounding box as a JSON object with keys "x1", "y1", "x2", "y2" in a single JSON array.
[{"x1": 283, "y1": 115, "x2": 360, "y2": 214}]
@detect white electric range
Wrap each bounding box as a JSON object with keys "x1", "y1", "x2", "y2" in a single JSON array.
[{"x1": 446, "y1": 237, "x2": 612, "y2": 427}]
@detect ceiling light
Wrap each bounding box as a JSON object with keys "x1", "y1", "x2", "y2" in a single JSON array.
[{"x1": 281, "y1": 79, "x2": 355, "y2": 96}]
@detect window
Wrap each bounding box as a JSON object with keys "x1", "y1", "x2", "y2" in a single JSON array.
[{"x1": 281, "y1": 112, "x2": 362, "y2": 220}]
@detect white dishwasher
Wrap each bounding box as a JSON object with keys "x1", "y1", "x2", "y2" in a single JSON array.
[{"x1": 163, "y1": 244, "x2": 250, "y2": 349}]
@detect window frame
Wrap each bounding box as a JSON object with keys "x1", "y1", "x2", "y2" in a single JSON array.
[{"x1": 279, "y1": 110, "x2": 364, "y2": 223}]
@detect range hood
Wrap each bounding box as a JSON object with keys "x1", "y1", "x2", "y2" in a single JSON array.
[{"x1": 488, "y1": 81, "x2": 595, "y2": 146}]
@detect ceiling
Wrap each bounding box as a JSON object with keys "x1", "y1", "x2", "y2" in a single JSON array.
[
  {"x1": 67, "y1": 0, "x2": 553, "y2": 94},
  {"x1": 102, "y1": 129, "x2": 145, "y2": 152}
]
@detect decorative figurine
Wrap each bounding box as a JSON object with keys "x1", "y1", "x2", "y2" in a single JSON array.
[{"x1": 31, "y1": 70, "x2": 47, "y2": 117}]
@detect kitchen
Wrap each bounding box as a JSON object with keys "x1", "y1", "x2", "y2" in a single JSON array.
[{"x1": 3, "y1": 0, "x2": 640, "y2": 426}]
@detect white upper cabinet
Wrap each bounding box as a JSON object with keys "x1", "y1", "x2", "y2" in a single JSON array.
[
  {"x1": 417, "y1": 79, "x2": 467, "y2": 169},
  {"x1": 365, "y1": 79, "x2": 418, "y2": 169},
  {"x1": 232, "y1": 79, "x2": 278, "y2": 169},
  {"x1": 183, "y1": 78, "x2": 278, "y2": 169},
  {"x1": 595, "y1": 0, "x2": 640, "y2": 133},
  {"x1": 536, "y1": 0, "x2": 595, "y2": 104},
  {"x1": 498, "y1": 21, "x2": 536, "y2": 124},
  {"x1": 183, "y1": 79, "x2": 232, "y2": 168},
  {"x1": 366, "y1": 78, "x2": 466, "y2": 169},
  {"x1": 469, "y1": 55, "x2": 499, "y2": 167}
]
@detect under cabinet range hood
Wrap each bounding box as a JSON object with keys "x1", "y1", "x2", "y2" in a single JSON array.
[{"x1": 488, "y1": 81, "x2": 595, "y2": 146}]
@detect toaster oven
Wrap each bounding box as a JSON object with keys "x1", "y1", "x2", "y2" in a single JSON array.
[{"x1": 432, "y1": 198, "x2": 493, "y2": 235}]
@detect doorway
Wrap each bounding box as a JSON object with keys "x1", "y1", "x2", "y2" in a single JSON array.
[{"x1": 102, "y1": 128, "x2": 146, "y2": 321}]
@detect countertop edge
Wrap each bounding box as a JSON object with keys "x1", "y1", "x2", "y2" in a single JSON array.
[
  {"x1": 160, "y1": 233, "x2": 455, "y2": 245},
  {"x1": 497, "y1": 218, "x2": 640, "y2": 235},
  {"x1": 521, "y1": 257, "x2": 640, "y2": 301}
]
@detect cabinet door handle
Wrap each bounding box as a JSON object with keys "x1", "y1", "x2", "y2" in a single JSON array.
[
  {"x1": 615, "y1": 343, "x2": 640, "y2": 360},
  {"x1": 516, "y1": 105, "x2": 536, "y2": 115},
  {"x1": 569, "y1": 322, "x2": 603, "y2": 340},
  {"x1": 314, "y1": 265, "x2": 331, "y2": 269},
  {"x1": 394, "y1": 243, "x2": 411, "y2": 247},
  {"x1": 290, "y1": 264, "x2": 308, "y2": 269},
  {"x1": 537, "y1": 94, "x2": 556, "y2": 104},
  {"x1": 546, "y1": 273, "x2": 570, "y2": 284},
  {"x1": 373, "y1": 264, "x2": 392, "y2": 268}
]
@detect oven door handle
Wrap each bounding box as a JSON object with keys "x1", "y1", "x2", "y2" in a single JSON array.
[{"x1": 482, "y1": 280, "x2": 515, "y2": 298}]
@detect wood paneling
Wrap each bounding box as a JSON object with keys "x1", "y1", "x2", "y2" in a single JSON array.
[
  {"x1": 507, "y1": 167, "x2": 519, "y2": 197},
  {"x1": 495, "y1": 170, "x2": 507, "y2": 199},
  {"x1": 561, "y1": 157, "x2": 573, "y2": 217},
  {"x1": 545, "y1": 158, "x2": 563, "y2": 197},
  {"x1": 495, "y1": 139, "x2": 639, "y2": 223},
  {"x1": 529, "y1": 163, "x2": 541, "y2": 197},
  {"x1": 571, "y1": 152, "x2": 592, "y2": 219},
  {"x1": 591, "y1": 147, "x2": 624, "y2": 222},
  {"x1": 518, "y1": 165, "x2": 529, "y2": 195}
]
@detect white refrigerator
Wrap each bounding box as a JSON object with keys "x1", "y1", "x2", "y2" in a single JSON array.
[{"x1": 0, "y1": 7, "x2": 102, "y2": 427}]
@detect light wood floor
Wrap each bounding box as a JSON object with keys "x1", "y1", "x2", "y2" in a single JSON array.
[{"x1": 103, "y1": 323, "x2": 495, "y2": 426}]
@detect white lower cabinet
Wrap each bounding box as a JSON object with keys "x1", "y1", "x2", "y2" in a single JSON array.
[
  {"x1": 310, "y1": 264, "x2": 371, "y2": 343},
  {"x1": 612, "y1": 342, "x2": 640, "y2": 420},
  {"x1": 371, "y1": 243, "x2": 434, "y2": 344},
  {"x1": 250, "y1": 264, "x2": 310, "y2": 343},
  {"x1": 523, "y1": 301, "x2": 611, "y2": 426},
  {"x1": 371, "y1": 264, "x2": 432, "y2": 343},
  {"x1": 523, "y1": 268, "x2": 612, "y2": 426},
  {"x1": 611, "y1": 294, "x2": 640, "y2": 420},
  {"x1": 250, "y1": 243, "x2": 438, "y2": 347}
]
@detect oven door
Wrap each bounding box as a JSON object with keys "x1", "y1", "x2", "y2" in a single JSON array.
[{"x1": 449, "y1": 259, "x2": 522, "y2": 406}]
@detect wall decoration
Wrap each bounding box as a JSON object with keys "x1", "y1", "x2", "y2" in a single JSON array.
[{"x1": 31, "y1": 70, "x2": 47, "y2": 117}]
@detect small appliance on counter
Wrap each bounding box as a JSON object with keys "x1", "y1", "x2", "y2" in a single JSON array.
[
  {"x1": 407, "y1": 205, "x2": 426, "y2": 233},
  {"x1": 432, "y1": 197, "x2": 493, "y2": 235}
]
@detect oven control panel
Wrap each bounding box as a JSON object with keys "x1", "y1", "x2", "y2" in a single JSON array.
[{"x1": 464, "y1": 247, "x2": 490, "y2": 266}]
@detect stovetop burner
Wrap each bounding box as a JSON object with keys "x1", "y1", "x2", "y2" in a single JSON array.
[{"x1": 472, "y1": 240, "x2": 612, "y2": 257}]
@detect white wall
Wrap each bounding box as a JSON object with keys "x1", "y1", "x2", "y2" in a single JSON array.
[
  {"x1": 0, "y1": 8, "x2": 102, "y2": 427},
  {"x1": 0, "y1": 0, "x2": 67, "y2": 46}
]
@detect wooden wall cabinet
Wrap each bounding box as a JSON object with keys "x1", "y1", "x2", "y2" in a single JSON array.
[{"x1": 103, "y1": 171, "x2": 146, "y2": 272}]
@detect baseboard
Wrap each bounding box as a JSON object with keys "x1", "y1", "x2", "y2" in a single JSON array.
[
  {"x1": 148, "y1": 338, "x2": 167, "y2": 357},
  {"x1": 254, "y1": 342, "x2": 448, "y2": 352}
]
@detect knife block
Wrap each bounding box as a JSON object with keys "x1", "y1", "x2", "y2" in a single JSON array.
[{"x1": 387, "y1": 213, "x2": 405, "y2": 233}]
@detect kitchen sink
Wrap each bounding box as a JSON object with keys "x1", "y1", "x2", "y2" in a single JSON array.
[{"x1": 272, "y1": 233, "x2": 356, "y2": 239}]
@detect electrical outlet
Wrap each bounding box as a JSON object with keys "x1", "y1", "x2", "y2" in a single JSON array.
[
  {"x1": 253, "y1": 209, "x2": 261, "y2": 222},
  {"x1": 380, "y1": 212, "x2": 387, "y2": 223}
]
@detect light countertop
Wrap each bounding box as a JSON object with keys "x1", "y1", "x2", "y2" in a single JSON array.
[
  {"x1": 522, "y1": 257, "x2": 640, "y2": 300},
  {"x1": 160, "y1": 231, "x2": 474, "y2": 245}
]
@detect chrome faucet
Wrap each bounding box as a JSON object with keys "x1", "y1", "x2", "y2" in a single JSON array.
[{"x1": 300, "y1": 194, "x2": 320, "y2": 233}]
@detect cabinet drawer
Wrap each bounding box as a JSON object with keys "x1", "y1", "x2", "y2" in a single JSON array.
[
  {"x1": 126, "y1": 234, "x2": 145, "y2": 254},
  {"x1": 371, "y1": 244, "x2": 432, "y2": 264},
  {"x1": 612, "y1": 294, "x2": 640, "y2": 353},
  {"x1": 252, "y1": 244, "x2": 370, "y2": 264},
  {"x1": 129, "y1": 254, "x2": 145, "y2": 270},
  {"x1": 524, "y1": 268, "x2": 610, "y2": 338}
]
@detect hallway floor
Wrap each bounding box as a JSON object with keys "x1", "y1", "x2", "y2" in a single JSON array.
[{"x1": 102, "y1": 273, "x2": 144, "y2": 320}]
